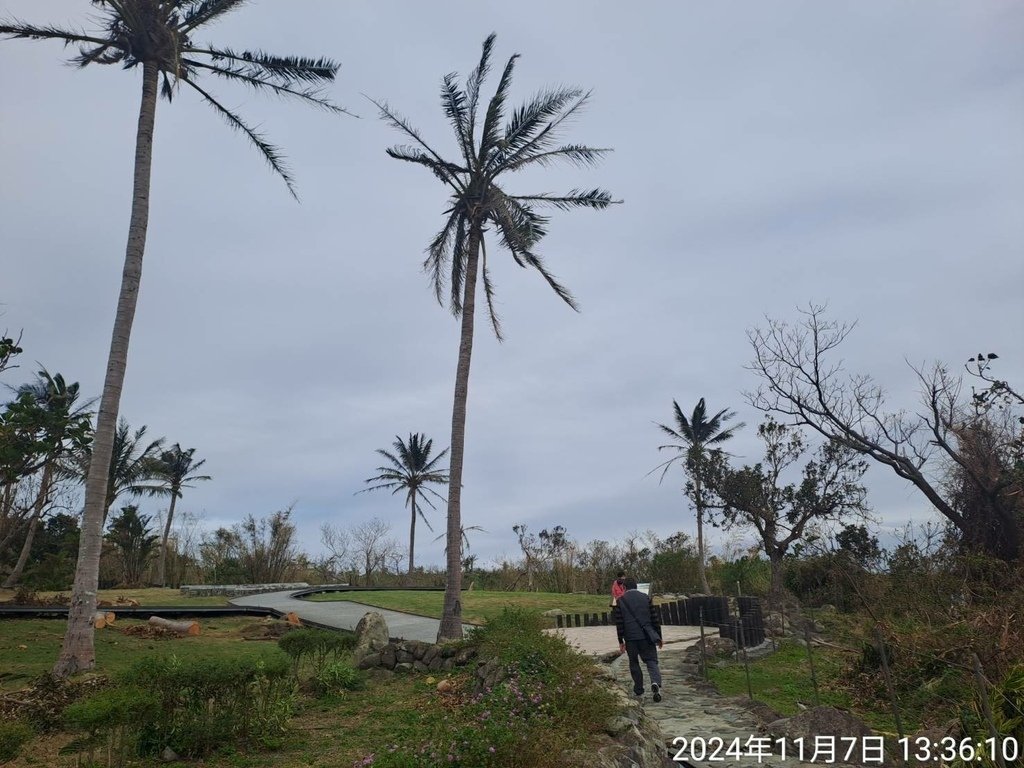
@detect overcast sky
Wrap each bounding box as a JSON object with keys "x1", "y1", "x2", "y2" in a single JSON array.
[{"x1": 2, "y1": 1, "x2": 1022, "y2": 570}]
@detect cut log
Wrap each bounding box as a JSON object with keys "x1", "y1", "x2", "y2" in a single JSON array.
[
  {"x1": 91, "y1": 611, "x2": 109, "y2": 629},
  {"x1": 148, "y1": 616, "x2": 200, "y2": 636}
]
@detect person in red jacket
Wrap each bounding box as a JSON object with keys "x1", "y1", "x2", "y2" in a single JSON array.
[
  {"x1": 610, "y1": 571, "x2": 627, "y2": 607},
  {"x1": 613, "y1": 577, "x2": 663, "y2": 702}
]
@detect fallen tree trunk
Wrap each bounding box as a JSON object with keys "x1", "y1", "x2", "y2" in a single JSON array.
[
  {"x1": 91, "y1": 611, "x2": 116, "y2": 629},
  {"x1": 148, "y1": 616, "x2": 200, "y2": 636}
]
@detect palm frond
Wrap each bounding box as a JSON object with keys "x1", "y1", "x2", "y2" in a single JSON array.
[
  {"x1": 386, "y1": 145, "x2": 466, "y2": 187},
  {"x1": 449, "y1": 218, "x2": 469, "y2": 315},
  {"x1": 194, "y1": 46, "x2": 339, "y2": 84},
  {"x1": 464, "y1": 33, "x2": 496, "y2": 142},
  {"x1": 491, "y1": 88, "x2": 585, "y2": 171},
  {"x1": 505, "y1": 144, "x2": 611, "y2": 171},
  {"x1": 511, "y1": 188, "x2": 617, "y2": 211},
  {"x1": 495, "y1": 90, "x2": 593, "y2": 173},
  {"x1": 182, "y1": 77, "x2": 297, "y2": 199},
  {"x1": 479, "y1": 238, "x2": 503, "y2": 341},
  {"x1": 184, "y1": 58, "x2": 349, "y2": 113},
  {"x1": 440, "y1": 73, "x2": 474, "y2": 169},
  {"x1": 179, "y1": 0, "x2": 249, "y2": 33},
  {"x1": 368, "y1": 96, "x2": 465, "y2": 194},
  {"x1": 478, "y1": 53, "x2": 519, "y2": 161},
  {"x1": 424, "y1": 208, "x2": 462, "y2": 305},
  {"x1": 0, "y1": 20, "x2": 111, "y2": 49},
  {"x1": 518, "y1": 249, "x2": 579, "y2": 311}
]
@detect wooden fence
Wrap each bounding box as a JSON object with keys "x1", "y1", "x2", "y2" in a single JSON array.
[{"x1": 553, "y1": 595, "x2": 766, "y2": 648}]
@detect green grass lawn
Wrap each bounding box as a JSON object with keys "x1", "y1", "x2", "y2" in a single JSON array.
[
  {"x1": 0, "y1": 587, "x2": 229, "y2": 607},
  {"x1": 0, "y1": 617, "x2": 277, "y2": 691},
  {"x1": 707, "y1": 640, "x2": 911, "y2": 734},
  {"x1": 306, "y1": 589, "x2": 614, "y2": 625}
]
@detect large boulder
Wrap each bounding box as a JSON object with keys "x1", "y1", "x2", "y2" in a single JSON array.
[{"x1": 353, "y1": 612, "x2": 390, "y2": 661}]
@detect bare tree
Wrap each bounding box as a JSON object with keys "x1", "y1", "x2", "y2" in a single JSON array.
[
  {"x1": 351, "y1": 518, "x2": 400, "y2": 586},
  {"x1": 748, "y1": 304, "x2": 1022, "y2": 561},
  {"x1": 319, "y1": 522, "x2": 352, "y2": 582}
]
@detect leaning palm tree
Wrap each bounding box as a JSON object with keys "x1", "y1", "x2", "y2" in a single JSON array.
[
  {"x1": 65, "y1": 418, "x2": 165, "y2": 525},
  {"x1": 374, "y1": 34, "x2": 619, "y2": 639},
  {"x1": 1, "y1": 0, "x2": 346, "y2": 677},
  {"x1": 653, "y1": 399, "x2": 745, "y2": 593},
  {"x1": 359, "y1": 433, "x2": 449, "y2": 578},
  {"x1": 145, "y1": 444, "x2": 210, "y2": 587}
]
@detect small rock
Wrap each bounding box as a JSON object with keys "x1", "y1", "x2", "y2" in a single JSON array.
[
  {"x1": 161, "y1": 746, "x2": 179, "y2": 762},
  {"x1": 604, "y1": 715, "x2": 635, "y2": 737}
]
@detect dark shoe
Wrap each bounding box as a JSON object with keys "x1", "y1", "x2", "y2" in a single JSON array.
[{"x1": 651, "y1": 683, "x2": 662, "y2": 702}]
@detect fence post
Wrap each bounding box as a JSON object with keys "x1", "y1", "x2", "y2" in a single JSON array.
[
  {"x1": 738, "y1": 614, "x2": 753, "y2": 699},
  {"x1": 699, "y1": 607, "x2": 709, "y2": 682},
  {"x1": 872, "y1": 625, "x2": 904, "y2": 741},
  {"x1": 803, "y1": 620, "x2": 821, "y2": 707},
  {"x1": 971, "y1": 652, "x2": 1008, "y2": 768}
]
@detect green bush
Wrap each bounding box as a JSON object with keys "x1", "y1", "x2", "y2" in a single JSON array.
[
  {"x1": 312, "y1": 659, "x2": 363, "y2": 696},
  {"x1": 119, "y1": 652, "x2": 295, "y2": 757},
  {"x1": 61, "y1": 686, "x2": 158, "y2": 767},
  {"x1": 716, "y1": 556, "x2": 771, "y2": 596},
  {"x1": 365, "y1": 609, "x2": 617, "y2": 767},
  {"x1": 0, "y1": 721, "x2": 33, "y2": 763},
  {"x1": 278, "y1": 627, "x2": 354, "y2": 676},
  {"x1": 955, "y1": 665, "x2": 1024, "y2": 768}
]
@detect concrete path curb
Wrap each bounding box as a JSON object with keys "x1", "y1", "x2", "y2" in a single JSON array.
[{"x1": 229, "y1": 590, "x2": 472, "y2": 643}]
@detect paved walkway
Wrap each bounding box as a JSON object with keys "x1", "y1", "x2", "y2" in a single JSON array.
[
  {"x1": 611, "y1": 647, "x2": 820, "y2": 767},
  {"x1": 229, "y1": 590, "x2": 472, "y2": 643}
]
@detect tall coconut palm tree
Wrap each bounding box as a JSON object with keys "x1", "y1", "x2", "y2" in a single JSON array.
[
  {"x1": 145, "y1": 444, "x2": 210, "y2": 587},
  {"x1": 654, "y1": 399, "x2": 745, "y2": 593},
  {"x1": 1, "y1": 0, "x2": 345, "y2": 677},
  {"x1": 360, "y1": 433, "x2": 449, "y2": 578},
  {"x1": 374, "y1": 34, "x2": 618, "y2": 639}
]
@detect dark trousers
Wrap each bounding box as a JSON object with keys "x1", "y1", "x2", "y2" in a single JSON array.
[{"x1": 624, "y1": 639, "x2": 662, "y2": 695}]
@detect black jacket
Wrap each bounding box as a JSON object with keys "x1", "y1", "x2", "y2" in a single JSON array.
[{"x1": 613, "y1": 589, "x2": 661, "y2": 644}]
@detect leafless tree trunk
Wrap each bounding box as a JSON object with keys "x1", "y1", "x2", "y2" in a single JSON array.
[
  {"x1": 438, "y1": 226, "x2": 481, "y2": 640},
  {"x1": 55, "y1": 61, "x2": 158, "y2": 678}
]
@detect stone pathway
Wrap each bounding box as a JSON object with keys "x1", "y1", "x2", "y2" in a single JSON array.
[
  {"x1": 229, "y1": 590, "x2": 473, "y2": 643},
  {"x1": 611, "y1": 647, "x2": 820, "y2": 767}
]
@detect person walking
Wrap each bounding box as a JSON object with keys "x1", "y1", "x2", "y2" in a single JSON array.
[
  {"x1": 610, "y1": 570, "x2": 627, "y2": 607},
  {"x1": 614, "y1": 577, "x2": 663, "y2": 702}
]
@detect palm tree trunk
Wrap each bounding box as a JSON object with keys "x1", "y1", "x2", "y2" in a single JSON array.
[
  {"x1": 437, "y1": 225, "x2": 481, "y2": 641},
  {"x1": 3, "y1": 464, "x2": 54, "y2": 589},
  {"x1": 157, "y1": 491, "x2": 178, "y2": 588},
  {"x1": 407, "y1": 487, "x2": 416, "y2": 579},
  {"x1": 54, "y1": 62, "x2": 159, "y2": 679},
  {"x1": 694, "y1": 475, "x2": 711, "y2": 593}
]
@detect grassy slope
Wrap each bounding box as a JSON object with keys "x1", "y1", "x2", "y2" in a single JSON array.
[{"x1": 306, "y1": 590, "x2": 614, "y2": 625}]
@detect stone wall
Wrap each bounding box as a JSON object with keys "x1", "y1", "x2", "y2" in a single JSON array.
[{"x1": 179, "y1": 583, "x2": 309, "y2": 598}]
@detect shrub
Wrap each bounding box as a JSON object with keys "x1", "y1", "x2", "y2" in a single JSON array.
[
  {"x1": 717, "y1": 556, "x2": 771, "y2": 596},
  {"x1": 119, "y1": 651, "x2": 294, "y2": 756},
  {"x1": 278, "y1": 628, "x2": 355, "y2": 676},
  {"x1": 313, "y1": 659, "x2": 363, "y2": 696},
  {"x1": 61, "y1": 686, "x2": 158, "y2": 767},
  {"x1": 0, "y1": 721, "x2": 33, "y2": 763},
  {"x1": 955, "y1": 665, "x2": 1024, "y2": 768},
  {"x1": 363, "y1": 609, "x2": 617, "y2": 767}
]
